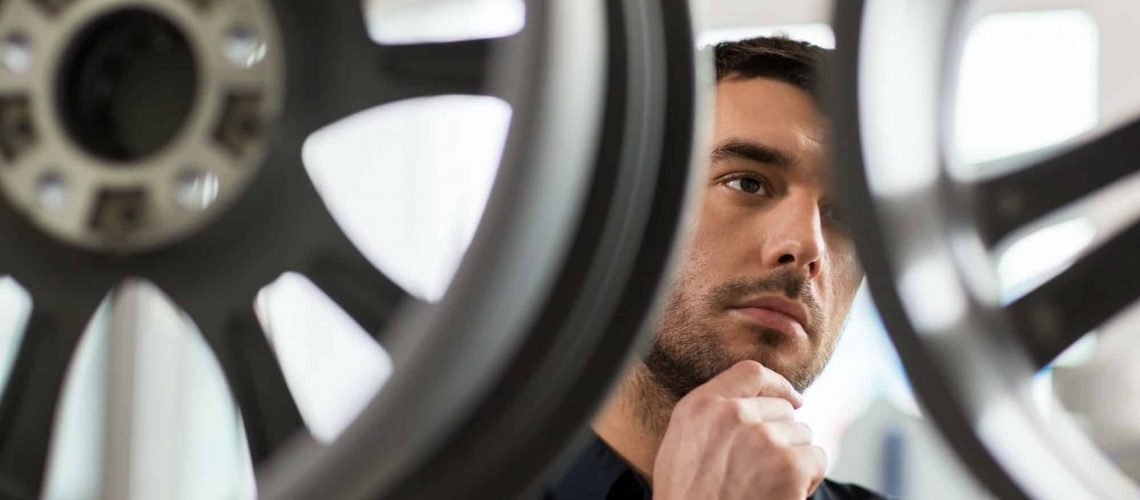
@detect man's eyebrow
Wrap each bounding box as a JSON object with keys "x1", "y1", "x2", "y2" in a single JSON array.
[{"x1": 709, "y1": 138, "x2": 793, "y2": 169}]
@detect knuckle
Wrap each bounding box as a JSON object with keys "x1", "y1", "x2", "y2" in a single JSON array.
[
  {"x1": 797, "y1": 421, "x2": 814, "y2": 441},
  {"x1": 730, "y1": 402, "x2": 751, "y2": 424},
  {"x1": 813, "y1": 446, "x2": 829, "y2": 471},
  {"x1": 734, "y1": 359, "x2": 766, "y2": 378},
  {"x1": 751, "y1": 422, "x2": 774, "y2": 444},
  {"x1": 714, "y1": 399, "x2": 747, "y2": 423},
  {"x1": 775, "y1": 448, "x2": 801, "y2": 475},
  {"x1": 775, "y1": 455, "x2": 802, "y2": 480},
  {"x1": 789, "y1": 469, "x2": 810, "y2": 488},
  {"x1": 674, "y1": 393, "x2": 695, "y2": 411},
  {"x1": 676, "y1": 393, "x2": 711, "y2": 413},
  {"x1": 797, "y1": 473, "x2": 816, "y2": 493},
  {"x1": 773, "y1": 398, "x2": 794, "y2": 414},
  {"x1": 760, "y1": 397, "x2": 794, "y2": 420}
]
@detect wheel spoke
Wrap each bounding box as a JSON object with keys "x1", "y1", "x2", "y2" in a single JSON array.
[
  {"x1": 190, "y1": 307, "x2": 306, "y2": 464},
  {"x1": 1007, "y1": 219, "x2": 1140, "y2": 368},
  {"x1": 974, "y1": 118, "x2": 1140, "y2": 244},
  {"x1": 0, "y1": 305, "x2": 95, "y2": 499},
  {"x1": 304, "y1": 231, "x2": 412, "y2": 342},
  {"x1": 273, "y1": 0, "x2": 505, "y2": 134}
]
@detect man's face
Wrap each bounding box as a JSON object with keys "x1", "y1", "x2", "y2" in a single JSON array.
[{"x1": 646, "y1": 77, "x2": 863, "y2": 396}]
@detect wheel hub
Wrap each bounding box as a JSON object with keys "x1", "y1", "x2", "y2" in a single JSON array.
[
  {"x1": 0, "y1": 0, "x2": 282, "y2": 252},
  {"x1": 59, "y1": 9, "x2": 197, "y2": 162}
]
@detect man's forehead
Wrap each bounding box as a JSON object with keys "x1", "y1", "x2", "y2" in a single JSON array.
[
  {"x1": 712, "y1": 77, "x2": 830, "y2": 176},
  {"x1": 714, "y1": 78, "x2": 827, "y2": 142}
]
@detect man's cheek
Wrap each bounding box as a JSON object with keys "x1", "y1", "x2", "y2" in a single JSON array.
[{"x1": 827, "y1": 255, "x2": 862, "y2": 299}]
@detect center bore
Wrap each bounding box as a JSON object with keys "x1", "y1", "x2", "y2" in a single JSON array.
[{"x1": 57, "y1": 9, "x2": 198, "y2": 162}]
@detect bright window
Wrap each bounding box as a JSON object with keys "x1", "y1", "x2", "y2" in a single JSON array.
[
  {"x1": 699, "y1": 22, "x2": 835, "y2": 49},
  {"x1": 953, "y1": 10, "x2": 1099, "y2": 165}
]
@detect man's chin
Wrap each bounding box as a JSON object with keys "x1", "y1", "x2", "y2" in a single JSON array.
[
  {"x1": 726, "y1": 330, "x2": 801, "y2": 364},
  {"x1": 732, "y1": 347, "x2": 817, "y2": 392},
  {"x1": 645, "y1": 323, "x2": 822, "y2": 398}
]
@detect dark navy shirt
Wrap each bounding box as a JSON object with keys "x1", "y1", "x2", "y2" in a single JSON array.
[{"x1": 544, "y1": 434, "x2": 887, "y2": 500}]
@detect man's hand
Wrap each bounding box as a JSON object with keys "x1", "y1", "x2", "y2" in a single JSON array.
[{"x1": 652, "y1": 360, "x2": 826, "y2": 500}]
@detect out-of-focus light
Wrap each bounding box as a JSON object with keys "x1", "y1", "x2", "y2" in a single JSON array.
[
  {"x1": 0, "y1": 276, "x2": 30, "y2": 394},
  {"x1": 366, "y1": 0, "x2": 524, "y2": 44},
  {"x1": 976, "y1": 396, "x2": 1098, "y2": 499},
  {"x1": 256, "y1": 273, "x2": 393, "y2": 444},
  {"x1": 302, "y1": 95, "x2": 510, "y2": 302},
  {"x1": 898, "y1": 255, "x2": 968, "y2": 333},
  {"x1": 858, "y1": 0, "x2": 943, "y2": 197},
  {"x1": 997, "y1": 217, "x2": 1097, "y2": 302},
  {"x1": 953, "y1": 10, "x2": 1098, "y2": 167},
  {"x1": 699, "y1": 23, "x2": 835, "y2": 49}
]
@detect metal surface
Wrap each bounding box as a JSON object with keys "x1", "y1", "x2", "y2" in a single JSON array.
[
  {"x1": 101, "y1": 282, "x2": 141, "y2": 500},
  {"x1": 831, "y1": 1, "x2": 1140, "y2": 498},
  {"x1": 0, "y1": 0, "x2": 704, "y2": 498}
]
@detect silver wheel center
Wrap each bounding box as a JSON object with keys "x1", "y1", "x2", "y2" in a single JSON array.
[{"x1": 0, "y1": 0, "x2": 283, "y2": 252}]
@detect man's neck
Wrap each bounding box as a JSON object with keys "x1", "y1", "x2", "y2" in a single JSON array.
[{"x1": 591, "y1": 363, "x2": 677, "y2": 484}]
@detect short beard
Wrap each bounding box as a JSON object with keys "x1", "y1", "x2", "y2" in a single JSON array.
[{"x1": 640, "y1": 269, "x2": 835, "y2": 418}]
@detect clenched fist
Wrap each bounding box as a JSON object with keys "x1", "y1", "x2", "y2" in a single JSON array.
[{"x1": 652, "y1": 360, "x2": 826, "y2": 500}]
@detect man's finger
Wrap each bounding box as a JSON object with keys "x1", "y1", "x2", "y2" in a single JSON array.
[
  {"x1": 695, "y1": 360, "x2": 803, "y2": 407},
  {"x1": 756, "y1": 419, "x2": 813, "y2": 446},
  {"x1": 802, "y1": 445, "x2": 828, "y2": 496},
  {"x1": 734, "y1": 396, "x2": 796, "y2": 423}
]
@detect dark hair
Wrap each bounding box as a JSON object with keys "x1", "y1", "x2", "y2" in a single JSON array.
[{"x1": 713, "y1": 36, "x2": 827, "y2": 99}]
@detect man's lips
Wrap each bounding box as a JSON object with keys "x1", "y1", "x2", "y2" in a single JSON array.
[{"x1": 729, "y1": 296, "x2": 809, "y2": 336}]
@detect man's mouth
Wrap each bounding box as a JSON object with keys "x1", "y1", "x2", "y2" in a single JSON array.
[{"x1": 729, "y1": 296, "x2": 809, "y2": 337}]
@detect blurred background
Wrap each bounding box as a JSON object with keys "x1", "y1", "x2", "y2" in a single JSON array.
[{"x1": 1, "y1": 0, "x2": 1138, "y2": 498}]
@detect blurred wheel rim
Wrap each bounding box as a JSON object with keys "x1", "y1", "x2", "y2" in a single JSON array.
[{"x1": 831, "y1": 1, "x2": 1140, "y2": 498}]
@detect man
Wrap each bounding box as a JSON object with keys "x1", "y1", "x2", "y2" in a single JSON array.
[{"x1": 545, "y1": 37, "x2": 884, "y2": 499}]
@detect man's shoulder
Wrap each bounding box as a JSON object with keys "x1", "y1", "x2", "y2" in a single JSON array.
[{"x1": 812, "y1": 479, "x2": 890, "y2": 500}]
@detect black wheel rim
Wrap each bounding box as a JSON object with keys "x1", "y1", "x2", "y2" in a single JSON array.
[{"x1": 0, "y1": 0, "x2": 706, "y2": 498}]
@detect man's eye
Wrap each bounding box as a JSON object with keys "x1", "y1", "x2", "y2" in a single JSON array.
[
  {"x1": 822, "y1": 205, "x2": 848, "y2": 227},
  {"x1": 725, "y1": 176, "x2": 768, "y2": 195}
]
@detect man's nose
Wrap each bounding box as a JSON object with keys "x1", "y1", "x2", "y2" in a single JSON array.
[{"x1": 762, "y1": 195, "x2": 824, "y2": 280}]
